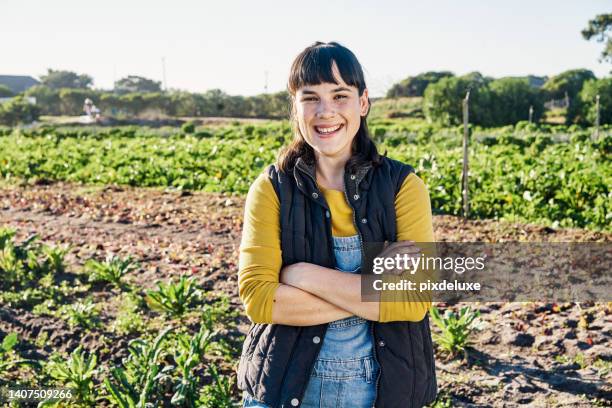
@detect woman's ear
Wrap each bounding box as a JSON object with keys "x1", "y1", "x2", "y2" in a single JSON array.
[{"x1": 360, "y1": 88, "x2": 370, "y2": 116}]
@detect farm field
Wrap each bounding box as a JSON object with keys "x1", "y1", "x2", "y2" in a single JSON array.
[
  {"x1": 1, "y1": 122, "x2": 610, "y2": 230},
  {"x1": 0, "y1": 121, "x2": 610, "y2": 407}
]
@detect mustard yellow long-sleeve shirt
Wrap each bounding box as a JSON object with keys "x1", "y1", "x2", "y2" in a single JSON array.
[{"x1": 238, "y1": 169, "x2": 436, "y2": 324}]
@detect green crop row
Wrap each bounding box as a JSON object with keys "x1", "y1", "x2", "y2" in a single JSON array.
[
  {"x1": 0, "y1": 124, "x2": 609, "y2": 231},
  {"x1": 0, "y1": 227, "x2": 240, "y2": 407},
  {"x1": 384, "y1": 135, "x2": 610, "y2": 231}
]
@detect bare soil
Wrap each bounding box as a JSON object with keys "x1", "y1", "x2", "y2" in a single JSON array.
[{"x1": 0, "y1": 182, "x2": 610, "y2": 407}]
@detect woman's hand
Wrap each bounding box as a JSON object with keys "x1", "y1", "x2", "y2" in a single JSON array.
[{"x1": 375, "y1": 240, "x2": 423, "y2": 276}]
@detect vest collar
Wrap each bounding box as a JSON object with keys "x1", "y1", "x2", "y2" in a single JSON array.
[{"x1": 294, "y1": 156, "x2": 373, "y2": 193}]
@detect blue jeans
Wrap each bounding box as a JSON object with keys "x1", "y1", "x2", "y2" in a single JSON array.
[{"x1": 242, "y1": 235, "x2": 379, "y2": 408}]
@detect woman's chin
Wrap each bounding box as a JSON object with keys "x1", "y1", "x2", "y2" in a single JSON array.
[{"x1": 315, "y1": 145, "x2": 350, "y2": 159}]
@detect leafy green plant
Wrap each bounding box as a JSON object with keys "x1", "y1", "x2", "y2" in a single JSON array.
[
  {"x1": 0, "y1": 332, "x2": 40, "y2": 378},
  {"x1": 171, "y1": 323, "x2": 217, "y2": 406},
  {"x1": 427, "y1": 392, "x2": 452, "y2": 408},
  {"x1": 0, "y1": 226, "x2": 16, "y2": 249},
  {"x1": 197, "y1": 365, "x2": 236, "y2": 408},
  {"x1": 430, "y1": 306, "x2": 481, "y2": 358},
  {"x1": 85, "y1": 254, "x2": 138, "y2": 289},
  {"x1": 110, "y1": 292, "x2": 146, "y2": 335},
  {"x1": 0, "y1": 332, "x2": 19, "y2": 374},
  {"x1": 0, "y1": 241, "x2": 24, "y2": 284},
  {"x1": 103, "y1": 328, "x2": 173, "y2": 407},
  {"x1": 1, "y1": 332, "x2": 18, "y2": 352},
  {"x1": 201, "y1": 294, "x2": 241, "y2": 363},
  {"x1": 0, "y1": 232, "x2": 54, "y2": 289},
  {"x1": 145, "y1": 275, "x2": 201, "y2": 317},
  {"x1": 45, "y1": 346, "x2": 98, "y2": 405},
  {"x1": 203, "y1": 293, "x2": 239, "y2": 325},
  {"x1": 2, "y1": 125, "x2": 609, "y2": 231},
  {"x1": 42, "y1": 243, "x2": 71, "y2": 274},
  {"x1": 62, "y1": 298, "x2": 100, "y2": 329}
]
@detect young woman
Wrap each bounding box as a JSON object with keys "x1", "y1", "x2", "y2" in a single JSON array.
[{"x1": 237, "y1": 42, "x2": 437, "y2": 408}]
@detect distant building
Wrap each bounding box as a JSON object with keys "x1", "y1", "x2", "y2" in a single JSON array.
[
  {"x1": 526, "y1": 75, "x2": 547, "y2": 89},
  {"x1": 0, "y1": 75, "x2": 40, "y2": 94},
  {"x1": 0, "y1": 96, "x2": 37, "y2": 105}
]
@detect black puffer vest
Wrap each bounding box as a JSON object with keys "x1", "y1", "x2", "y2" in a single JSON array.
[{"x1": 237, "y1": 155, "x2": 437, "y2": 408}]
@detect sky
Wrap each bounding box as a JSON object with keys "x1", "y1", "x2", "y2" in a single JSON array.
[{"x1": 1, "y1": 0, "x2": 610, "y2": 97}]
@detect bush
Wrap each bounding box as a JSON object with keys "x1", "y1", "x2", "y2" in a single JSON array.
[
  {"x1": 0, "y1": 85, "x2": 13, "y2": 97},
  {"x1": 423, "y1": 75, "x2": 548, "y2": 127},
  {"x1": 542, "y1": 69, "x2": 596, "y2": 100},
  {"x1": 181, "y1": 121, "x2": 196, "y2": 134},
  {"x1": 578, "y1": 78, "x2": 612, "y2": 125},
  {"x1": 386, "y1": 71, "x2": 454, "y2": 98},
  {"x1": 373, "y1": 126, "x2": 386, "y2": 138},
  {"x1": 489, "y1": 78, "x2": 544, "y2": 125},
  {"x1": 25, "y1": 85, "x2": 61, "y2": 115},
  {"x1": 59, "y1": 88, "x2": 96, "y2": 116},
  {"x1": 0, "y1": 96, "x2": 40, "y2": 126},
  {"x1": 423, "y1": 73, "x2": 493, "y2": 126},
  {"x1": 515, "y1": 120, "x2": 538, "y2": 133}
]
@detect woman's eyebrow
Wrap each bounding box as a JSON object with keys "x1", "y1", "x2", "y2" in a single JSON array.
[
  {"x1": 331, "y1": 86, "x2": 352, "y2": 93},
  {"x1": 301, "y1": 86, "x2": 352, "y2": 95}
]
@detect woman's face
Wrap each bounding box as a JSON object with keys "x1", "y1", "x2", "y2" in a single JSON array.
[{"x1": 294, "y1": 62, "x2": 369, "y2": 162}]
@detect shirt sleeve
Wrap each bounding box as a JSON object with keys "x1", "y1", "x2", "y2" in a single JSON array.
[
  {"x1": 238, "y1": 171, "x2": 282, "y2": 324},
  {"x1": 378, "y1": 172, "x2": 436, "y2": 323}
]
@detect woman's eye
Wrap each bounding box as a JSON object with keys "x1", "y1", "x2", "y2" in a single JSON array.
[
  {"x1": 335, "y1": 95, "x2": 348, "y2": 100},
  {"x1": 302, "y1": 97, "x2": 317, "y2": 102}
]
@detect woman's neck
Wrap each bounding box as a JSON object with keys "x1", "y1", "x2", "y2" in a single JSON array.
[{"x1": 315, "y1": 153, "x2": 349, "y2": 191}]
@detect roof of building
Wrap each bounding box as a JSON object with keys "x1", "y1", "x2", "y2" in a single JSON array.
[{"x1": 0, "y1": 75, "x2": 40, "y2": 93}]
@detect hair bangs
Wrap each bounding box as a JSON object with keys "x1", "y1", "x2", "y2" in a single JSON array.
[{"x1": 288, "y1": 42, "x2": 366, "y2": 96}]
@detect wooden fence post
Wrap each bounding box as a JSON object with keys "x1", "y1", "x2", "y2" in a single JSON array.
[
  {"x1": 462, "y1": 90, "x2": 470, "y2": 220},
  {"x1": 594, "y1": 94, "x2": 600, "y2": 141}
]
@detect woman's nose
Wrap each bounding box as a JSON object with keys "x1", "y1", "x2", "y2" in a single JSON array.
[{"x1": 316, "y1": 99, "x2": 336, "y2": 118}]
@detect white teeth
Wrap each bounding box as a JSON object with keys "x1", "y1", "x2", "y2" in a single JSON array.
[{"x1": 316, "y1": 124, "x2": 342, "y2": 134}]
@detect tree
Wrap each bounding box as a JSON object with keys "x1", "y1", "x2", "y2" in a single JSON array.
[
  {"x1": 0, "y1": 85, "x2": 14, "y2": 97},
  {"x1": 542, "y1": 69, "x2": 596, "y2": 100},
  {"x1": 114, "y1": 75, "x2": 162, "y2": 94},
  {"x1": 489, "y1": 78, "x2": 544, "y2": 125},
  {"x1": 0, "y1": 96, "x2": 40, "y2": 125},
  {"x1": 25, "y1": 85, "x2": 61, "y2": 115},
  {"x1": 40, "y1": 69, "x2": 93, "y2": 89},
  {"x1": 386, "y1": 71, "x2": 454, "y2": 98},
  {"x1": 578, "y1": 78, "x2": 612, "y2": 125},
  {"x1": 201, "y1": 89, "x2": 229, "y2": 116},
  {"x1": 167, "y1": 91, "x2": 199, "y2": 116},
  {"x1": 542, "y1": 69, "x2": 597, "y2": 123},
  {"x1": 582, "y1": 13, "x2": 612, "y2": 64},
  {"x1": 423, "y1": 73, "x2": 493, "y2": 126}
]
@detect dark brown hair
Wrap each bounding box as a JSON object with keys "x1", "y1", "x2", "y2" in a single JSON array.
[{"x1": 276, "y1": 41, "x2": 384, "y2": 174}]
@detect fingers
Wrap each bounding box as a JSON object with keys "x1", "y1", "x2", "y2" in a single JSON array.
[
  {"x1": 374, "y1": 241, "x2": 423, "y2": 276},
  {"x1": 378, "y1": 241, "x2": 422, "y2": 258}
]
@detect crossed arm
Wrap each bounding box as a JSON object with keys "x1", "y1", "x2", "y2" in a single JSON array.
[
  {"x1": 237, "y1": 171, "x2": 435, "y2": 326},
  {"x1": 272, "y1": 262, "x2": 379, "y2": 325}
]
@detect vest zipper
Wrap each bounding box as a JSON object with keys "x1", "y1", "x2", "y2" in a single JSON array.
[
  {"x1": 342, "y1": 184, "x2": 381, "y2": 408},
  {"x1": 295, "y1": 169, "x2": 338, "y2": 408},
  {"x1": 300, "y1": 166, "x2": 381, "y2": 407}
]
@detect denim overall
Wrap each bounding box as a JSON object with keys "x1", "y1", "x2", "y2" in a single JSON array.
[{"x1": 243, "y1": 234, "x2": 380, "y2": 408}]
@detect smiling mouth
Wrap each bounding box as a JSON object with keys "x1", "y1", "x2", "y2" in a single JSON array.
[{"x1": 314, "y1": 123, "x2": 344, "y2": 137}]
